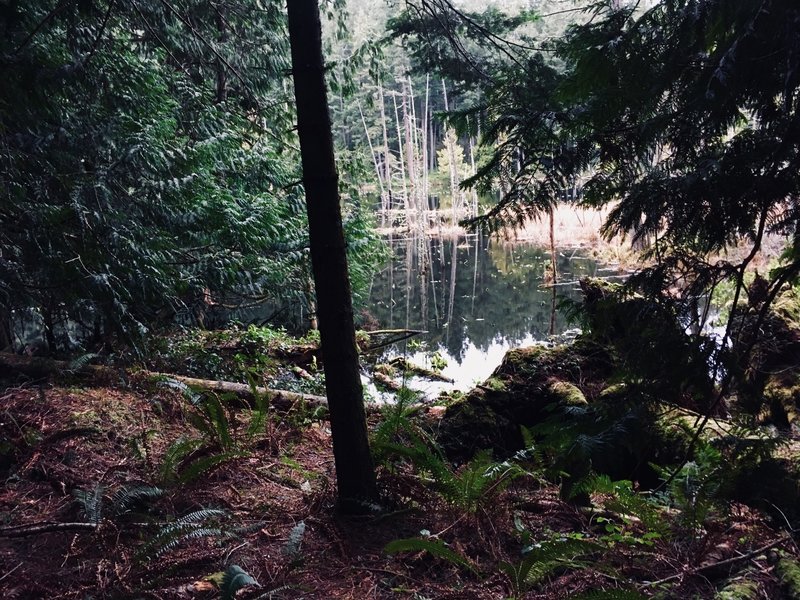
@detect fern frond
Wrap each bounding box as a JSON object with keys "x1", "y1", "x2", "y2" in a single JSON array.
[
  {"x1": 385, "y1": 537, "x2": 478, "y2": 575},
  {"x1": 110, "y1": 484, "x2": 163, "y2": 517},
  {"x1": 220, "y1": 565, "x2": 259, "y2": 600},
  {"x1": 245, "y1": 375, "x2": 271, "y2": 439},
  {"x1": 281, "y1": 521, "x2": 306, "y2": 561},
  {"x1": 73, "y1": 484, "x2": 105, "y2": 525},
  {"x1": 158, "y1": 378, "x2": 203, "y2": 405},
  {"x1": 250, "y1": 584, "x2": 295, "y2": 600},
  {"x1": 173, "y1": 508, "x2": 229, "y2": 526},
  {"x1": 577, "y1": 476, "x2": 669, "y2": 537},
  {"x1": 141, "y1": 508, "x2": 233, "y2": 557},
  {"x1": 177, "y1": 451, "x2": 247, "y2": 485},
  {"x1": 159, "y1": 436, "x2": 204, "y2": 484},
  {"x1": 504, "y1": 536, "x2": 601, "y2": 593},
  {"x1": 150, "y1": 527, "x2": 230, "y2": 556},
  {"x1": 66, "y1": 353, "x2": 99, "y2": 373},
  {"x1": 200, "y1": 394, "x2": 234, "y2": 450}
]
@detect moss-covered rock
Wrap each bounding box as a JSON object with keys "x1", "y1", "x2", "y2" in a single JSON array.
[
  {"x1": 547, "y1": 381, "x2": 587, "y2": 406},
  {"x1": 714, "y1": 577, "x2": 759, "y2": 600},
  {"x1": 436, "y1": 339, "x2": 614, "y2": 463}
]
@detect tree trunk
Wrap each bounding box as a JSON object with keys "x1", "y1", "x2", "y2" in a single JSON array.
[
  {"x1": 549, "y1": 209, "x2": 558, "y2": 335},
  {"x1": 286, "y1": 0, "x2": 379, "y2": 512},
  {"x1": 378, "y1": 81, "x2": 393, "y2": 225},
  {"x1": 442, "y1": 80, "x2": 461, "y2": 226},
  {"x1": 0, "y1": 307, "x2": 12, "y2": 352},
  {"x1": 392, "y1": 91, "x2": 410, "y2": 224}
]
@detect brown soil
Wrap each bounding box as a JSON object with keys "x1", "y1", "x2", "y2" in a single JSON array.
[{"x1": 0, "y1": 378, "x2": 794, "y2": 599}]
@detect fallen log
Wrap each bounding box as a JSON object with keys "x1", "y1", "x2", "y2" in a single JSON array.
[
  {"x1": 0, "y1": 352, "x2": 328, "y2": 412},
  {"x1": 390, "y1": 357, "x2": 454, "y2": 383},
  {"x1": 361, "y1": 329, "x2": 427, "y2": 352},
  {"x1": 372, "y1": 371, "x2": 402, "y2": 391},
  {"x1": 148, "y1": 372, "x2": 328, "y2": 412},
  {"x1": 0, "y1": 521, "x2": 99, "y2": 538}
]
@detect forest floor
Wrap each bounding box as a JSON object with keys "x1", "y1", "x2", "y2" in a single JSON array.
[{"x1": 1, "y1": 356, "x2": 798, "y2": 598}]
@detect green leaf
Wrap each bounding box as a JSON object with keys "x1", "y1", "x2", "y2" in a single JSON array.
[{"x1": 385, "y1": 537, "x2": 478, "y2": 575}]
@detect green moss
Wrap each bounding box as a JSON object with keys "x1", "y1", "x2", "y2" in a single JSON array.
[
  {"x1": 598, "y1": 383, "x2": 628, "y2": 401},
  {"x1": 772, "y1": 286, "x2": 800, "y2": 331},
  {"x1": 483, "y1": 377, "x2": 507, "y2": 392},
  {"x1": 437, "y1": 390, "x2": 523, "y2": 461},
  {"x1": 763, "y1": 374, "x2": 800, "y2": 427},
  {"x1": 715, "y1": 578, "x2": 759, "y2": 600},
  {"x1": 547, "y1": 381, "x2": 587, "y2": 406}
]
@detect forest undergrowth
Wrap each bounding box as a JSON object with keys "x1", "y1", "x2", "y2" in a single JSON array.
[{"x1": 1, "y1": 308, "x2": 799, "y2": 599}]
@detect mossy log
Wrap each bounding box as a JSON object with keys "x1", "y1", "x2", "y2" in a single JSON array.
[
  {"x1": 390, "y1": 357, "x2": 454, "y2": 383},
  {"x1": 372, "y1": 371, "x2": 402, "y2": 391},
  {"x1": 0, "y1": 352, "x2": 328, "y2": 412}
]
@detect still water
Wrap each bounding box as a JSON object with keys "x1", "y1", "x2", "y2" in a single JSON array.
[{"x1": 366, "y1": 234, "x2": 614, "y2": 396}]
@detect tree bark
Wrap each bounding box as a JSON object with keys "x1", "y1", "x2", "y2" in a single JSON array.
[
  {"x1": 0, "y1": 307, "x2": 12, "y2": 352},
  {"x1": 286, "y1": 0, "x2": 379, "y2": 512}
]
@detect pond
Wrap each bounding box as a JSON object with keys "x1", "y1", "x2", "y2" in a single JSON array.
[{"x1": 365, "y1": 233, "x2": 619, "y2": 398}]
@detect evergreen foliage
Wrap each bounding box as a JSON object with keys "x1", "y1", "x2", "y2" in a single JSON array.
[
  {"x1": 220, "y1": 565, "x2": 259, "y2": 600},
  {"x1": 73, "y1": 482, "x2": 164, "y2": 525},
  {"x1": 141, "y1": 507, "x2": 237, "y2": 557},
  {"x1": 499, "y1": 536, "x2": 601, "y2": 597},
  {"x1": 0, "y1": 0, "x2": 384, "y2": 351},
  {"x1": 385, "y1": 535, "x2": 478, "y2": 574}
]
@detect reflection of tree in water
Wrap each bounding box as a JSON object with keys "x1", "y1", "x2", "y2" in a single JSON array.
[{"x1": 368, "y1": 235, "x2": 601, "y2": 363}]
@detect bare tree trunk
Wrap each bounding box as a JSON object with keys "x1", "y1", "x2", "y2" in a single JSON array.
[
  {"x1": 392, "y1": 91, "x2": 409, "y2": 227},
  {"x1": 287, "y1": 0, "x2": 378, "y2": 512},
  {"x1": 378, "y1": 82, "x2": 393, "y2": 225},
  {"x1": 421, "y1": 74, "x2": 431, "y2": 228},
  {"x1": 358, "y1": 102, "x2": 384, "y2": 198},
  {"x1": 428, "y1": 237, "x2": 440, "y2": 328},
  {"x1": 388, "y1": 230, "x2": 395, "y2": 327},
  {"x1": 402, "y1": 83, "x2": 417, "y2": 227},
  {"x1": 442, "y1": 80, "x2": 461, "y2": 227},
  {"x1": 445, "y1": 238, "x2": 457, "y2": 344},
  {"x1": 407, "y1": 76, "x2": 425, "y2": 235},
  {"x1": 468, "y1": 131, "x2": 478, "y2": 217},
  {"x1": 471, "y1": 231, "x2": 480, "y2": 316}
]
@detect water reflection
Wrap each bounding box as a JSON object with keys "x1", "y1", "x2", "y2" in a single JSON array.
[{"x1": 367, "y1": 234, "x2": 605, "y2": 394}]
